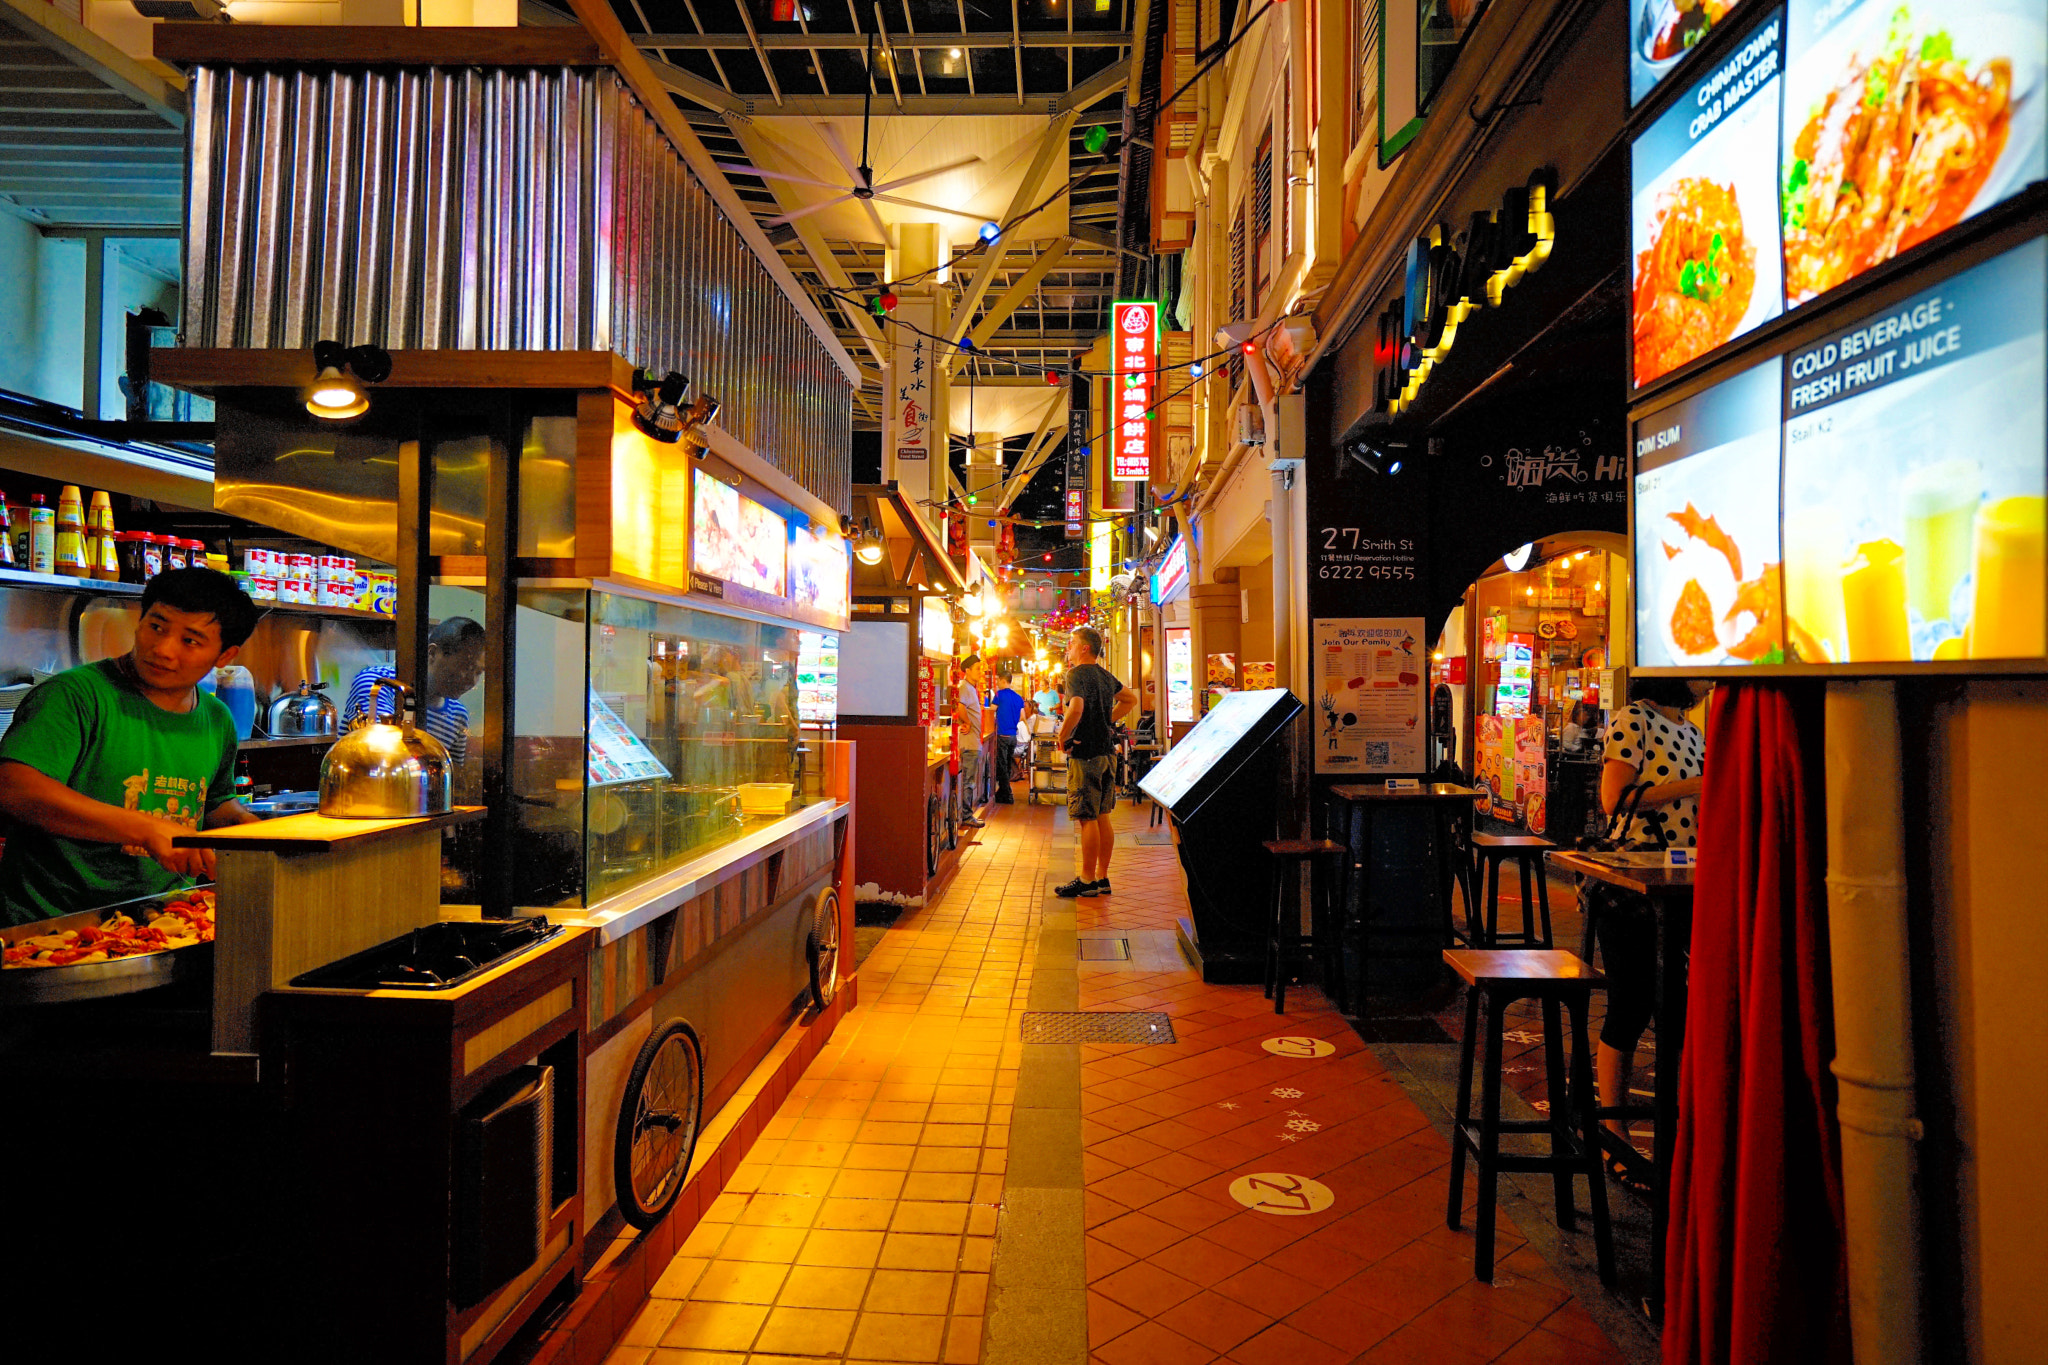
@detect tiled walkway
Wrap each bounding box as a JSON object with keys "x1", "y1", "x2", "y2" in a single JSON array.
[{"x1": 607, "y1": 798, "x2": 1637, "y2": 1365}]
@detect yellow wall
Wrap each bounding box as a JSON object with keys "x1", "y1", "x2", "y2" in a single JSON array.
[{"x1": 1920, "y1": 680, "x2": 2048, "y2": 1363}]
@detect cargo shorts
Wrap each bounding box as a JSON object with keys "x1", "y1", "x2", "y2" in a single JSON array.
[{"x1": 1067, "y1": 753, "x2": 1117, "y2": 820}]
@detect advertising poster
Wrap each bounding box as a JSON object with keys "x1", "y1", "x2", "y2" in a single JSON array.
[
  {"x1": 1631, "y1": 5, "x2": 1786, "y2": 387},
  {"x1": 1781, "y1": 0, "x2": 2045, "y2": 308},
  {"x1": 797, "y1": 631, "x2": 839, "y2": 724},
  {"x1": 692, "y1": 469, "x2": 787, "y2": 596},
  {"x1": 1782, "y1": 237, "x2": 2047, "y2": 663},
  {"x1": 1634, "y1": 358, "x2": 1785, "y2": 666},
  {"x1": 1632, "y1": 0, "x2": 1756, "y2": 106},
  {"x1": 1241, "y1": 660, "x2": 1277, "y2": 689},
  {"x1": 1312, "y1": 617, "x2": 1427, "y2": 775},
  {"x1": 789, "y1": 522, "x2": 850, "y2": 624},
  {"x1": 1166, "y1": 627, "x2": 1195, "y2": 722},
  {"x1": 587, "y1": 695, "x2": 671, "y2": 788}
]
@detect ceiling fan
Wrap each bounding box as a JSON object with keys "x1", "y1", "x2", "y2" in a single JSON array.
[{"x1": 715, "y1": 27, "x2": 988, "y2": 230}]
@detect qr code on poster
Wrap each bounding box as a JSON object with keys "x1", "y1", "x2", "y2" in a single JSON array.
[{"x1": 1365, "y1": 742, "x2": 1390, "y2": 766}]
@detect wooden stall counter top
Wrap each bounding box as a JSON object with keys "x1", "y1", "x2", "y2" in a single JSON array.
[
  {"x1": 175, "y1": 806, "x2": 484, "y2": 853},
  {"x1": 1548, "y1": 848, "x2": 1698, "y2": 897},
  {"x1": 1328, "y1": 782, "x2": 1485, "y2": 802}
]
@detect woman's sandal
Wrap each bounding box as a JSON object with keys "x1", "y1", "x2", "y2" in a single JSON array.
[{"x1": 1605, "y1": 1153, "x2": 1652, "y2": 1196}]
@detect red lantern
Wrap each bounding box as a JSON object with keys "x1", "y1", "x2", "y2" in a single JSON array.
[{"x1": 771, "y1": 0, "x2": 796, "y2": 20}]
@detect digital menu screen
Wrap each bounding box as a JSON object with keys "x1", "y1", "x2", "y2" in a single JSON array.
[
  {"x1": 1632, "y1": 1, "x2": 2047, "y2": 390},
  {"x1": 1632, "y1": 233, "x2": 2047, "y2": 673},
  {"x1": 692, "y1": 469, "x2": 787, "y2": 596},
  {"x1": 1782, "y1": 236, "x2": 2045, "y2": 663},
  {"x1": 797, "y1": 630, "x2": 840, "y2": 724},
  {"x1": 1781, "y1": 0, "x2": 2044, "y2": 309},
  {"x1": 1632, "y1": 0, "x2": 1757, "y2": 107},
  {"x1": 1139, "y1": 688, "x2": 1298, "y2": 813},
  {"x1": 1634, "y1": 359, "x2": 1786, "y2": 666},
  {"x1": 1632, "y1": 5, "x2": 1786, "y2": 388},
  {"x1": 789, "y1": 522, "x2": 850, "y2": 623}
]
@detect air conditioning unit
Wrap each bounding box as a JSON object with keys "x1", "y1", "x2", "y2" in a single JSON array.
[{"x1": 1236, "y1": 404, "x2": 1266, "y2": 446}]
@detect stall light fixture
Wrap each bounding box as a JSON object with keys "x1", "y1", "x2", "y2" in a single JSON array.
[
  {"x1": 855, "y1": 518, "x2": 886, "y2": 565},
  {"x1": 304, "y1": 339, "x2": 390, "y2": 420},
  {"x1": 1083, "y1": 124, "x2": 1109, "y2": 155},
  {"x1": 978, "y1": 221, "x2": 1001, "y2": 243},
  {"x1": 632, "y1": 369, "x2": 691, "y2": 443}
]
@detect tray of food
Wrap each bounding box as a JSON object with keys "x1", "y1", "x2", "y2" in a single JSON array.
[{"x1": 0, "y1": 886, "x2": 216, "y2": 1006}]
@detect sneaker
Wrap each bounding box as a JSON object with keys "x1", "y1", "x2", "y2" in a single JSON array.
[
  {"x1": 1078, "y1": 881, "x2": 1103, "y2": 898},
  {"x1": 1054, "y1": 877, "x2": 1092, "y2": 898},
  {"x1": 1093, "y1": 879, "x2": 1113, "y2": 895},
  {"x1": 961, "y1": 816, "x2": 986, "y2": 829}
]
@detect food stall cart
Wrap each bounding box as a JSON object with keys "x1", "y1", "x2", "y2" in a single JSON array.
[
  {"x1": 838, "y1": 484, "x2": 971, "y2": 898},
  {"x1": 3, "y1": 24, "x2": 864, "y2": 1363}
]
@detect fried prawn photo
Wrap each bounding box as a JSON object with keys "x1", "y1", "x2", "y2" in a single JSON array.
[{"x1": 1633, "y1": 177, "x2": 1759, "y2": 385}]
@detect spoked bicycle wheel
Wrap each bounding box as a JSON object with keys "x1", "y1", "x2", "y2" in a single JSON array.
[
  {"x1": 614, "y1": 1018, "x2": 704, "y2": 1230},
  {"x1": 807, "y1": 888, "x2": 841, "y2": 1010}
]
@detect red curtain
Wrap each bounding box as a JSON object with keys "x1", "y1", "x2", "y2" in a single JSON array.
[{"x1": 1663, "y1": 683, "x2": 1848, "y2": 1365}]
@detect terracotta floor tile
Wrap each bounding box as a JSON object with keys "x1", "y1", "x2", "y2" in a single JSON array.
[
  {"x1": 1082, "y1": 1190, "x2": 1131, "y2": 1230},
  {"x1": 1500, "y1": 1323, "x2": 1629, "y2": 1365},
  {"x1": 1087, "y1": 1290, "x2": 1146, "y2": 1347},
  {"x1": 1260, "y1": 1235, "x2": 1370, "y2": 1291},
  {"x1": 776, "y1": 1264, "x2": 871, "y2": 1310},
  {"x1": 900, "y1": 1171, "x2": 978, "y2": 1202},
  {"x1": 816, "y1": 1196, "x2": 898, "y2": 1231},
  {"x1": 715, "y1": 1227, "x2": 810, "y2": 1263},
  {"x1": 880, "y1": 1232, "x2": 962, "y2": 1270},
  {"x1": 1090, "y1": 1168, "x2": 1179, "y2": 1211},
  {"x1": 1146, "y1": 1188, "x2": 1238, "y2": 1235},
  {"x1": 650, "y1": 1256, "x2": 709, "y2": 1299},
  {"x1": 690, "y1": 1260, "x2": 788, "y2": 1304},
  {"x1": 866, "y1": 1268, "x2": 956, "y2": 1315},
  {"x1": 1090, "y1": 1318, "x2": 1219, "y2": 1365},
  {"x1": 1211, "y1": 1260, "x2": 1323, "y2": 1319},
  {"x1": 1284, "y1": 1291, "x2": 1402, "y2": 1355},
  {"x1": 1348, "y1": 1321, "x2": 1501, "y2": 1365},
  {"x1": 734, "y1": 1194, "x2": 820, "y2": 1229},
  {"x1": 1223, "y1": 1321, "x2": 1351, "y2": 1365},
  {"x1": 658, "y1": 1300, "x2": 769, "y2": 1353},
  {"x1": 1090, "y1": 1132, "x2": 1175, "y2": 1170},
  {"x1": 797, "y1": 1229, "x2": 886, "y2": 1268},
  {"x1": 1085, "y1": 1234, "x2": 1140, "y2": 1283},
  {"x1": 754, "y1": 1166, "x2": 837, "y2": 1198},
  {"x1": 1091, "y1": 1259, "x2": 1203, "y2": 1316},
  {"x1": 847, "y1": 1310, "x2": 948, "y2": 1362},
  {"x1": 1091, "y1": 1209, "x2": 1185, "y2": 1258},
  {"x1": 1401, "y1": 1285, "x2": 1542, "y2": 1359},
  {"x1": 752, "y1": 1305, "x2": 856, "y2": 1356},
  {"x1": 621, "y1": 1296, "x2": 680, "y2": 1346},
  {"x1": 1165, "y1": 1288, "x2": 1272, "y2": 1353},
  {"x1": 943, "y1": 1313, "x2": 984, "y2": 1363}
]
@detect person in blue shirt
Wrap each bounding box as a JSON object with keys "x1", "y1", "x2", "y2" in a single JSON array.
[
  {"x1": 343, "y1": 616, "x2": 484, "y2": 764},
  {"x1": 991, "y1": 670, "x2": 1027, "y2": 805}
]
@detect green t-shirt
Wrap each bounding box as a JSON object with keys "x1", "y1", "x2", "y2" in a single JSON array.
[{"x1": 0, "y1": 660, "x2": 237, "y2": 925}]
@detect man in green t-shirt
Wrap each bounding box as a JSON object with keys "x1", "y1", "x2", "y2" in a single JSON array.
[{"x1": 0, "y1": 568, "x2": 263, "y2": 925}]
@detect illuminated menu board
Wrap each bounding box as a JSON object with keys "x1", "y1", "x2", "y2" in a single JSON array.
[
  {"x1": 789, "y1": 522, "x2": 850, "y2": 624},
  {"x1": 1632, "y1": 0, "x2": 1758, "y2": 107},
  {"x1": 1631, "y1": 4, "x2": 1786, "y2": 388},
  {"x1": 1631, "y1": 1, "x2": 2047, "y2": 391},
  {"x1": 1632, "y1": 234, "x2": 2046, "y2": 674},
  {"x1": 1111, "y1": 301, "x2": 1156, "y2": 481},
  {"x1": 692, "y1": 469, "x2": 787, "y2": 596},
  {"x1": 797, "y1": 631, "x2": 839, "y2": 724}
]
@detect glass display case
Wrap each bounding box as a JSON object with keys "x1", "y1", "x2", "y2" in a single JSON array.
[{"x1": 503, "y1": 583, "x2": 836, "y2": 909}]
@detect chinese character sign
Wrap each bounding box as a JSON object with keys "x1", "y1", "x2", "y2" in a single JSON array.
[{"x1": 1112, "y1": 300, "x2": 1156, "y2": 481}]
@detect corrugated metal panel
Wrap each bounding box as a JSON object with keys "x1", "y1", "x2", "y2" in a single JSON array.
[{"x1": 181, "y1": 62, "x2": 850, "y2": 514}]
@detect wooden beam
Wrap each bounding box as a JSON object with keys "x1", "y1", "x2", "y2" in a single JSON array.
[
  {"x1": 998, "y1": 392, "x2": 1066, "y2": 508},
  {"x1": 151, "y1": 347, "x2": 635, "y2": 395},
  {"x1": 632, "y1": 30, "x2": 1131, "y2": 50},
  {"x1": 152, "y1": 22, "x2": 603, "y2": 68},
  {"x1": 642, "y1": 56, "x2": 741, "y2": 114},
  {"x1": 944, "y1": 111, "x2": 1075, "y2": 365}
]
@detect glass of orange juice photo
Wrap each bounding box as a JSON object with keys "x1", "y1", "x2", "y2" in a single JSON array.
[
  {"x1": 1902, "y1": 459, "x2": 1981, "y2": 629},
  {"x1": 1967, "y1": 495, "x2": 2046, "y2": 659}
]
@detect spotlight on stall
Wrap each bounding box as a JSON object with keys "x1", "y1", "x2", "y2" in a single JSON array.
[
  {"x1": 632, "y1": 370, "x2": 692, "y2": 443},
  {"x1": 304, "y1": 340, "x2": 391, "y2": 420},
  {"x1": 855, "y1": 519, "x2": 886, "y2": 566},
  {"x1": 1344, "y1": 438, "x2": 1407, "y2": 477}
]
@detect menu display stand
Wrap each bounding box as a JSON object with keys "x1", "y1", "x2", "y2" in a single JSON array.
[{"x1": 1139, "y1": 689, "x2": 1306, "y2": 983}]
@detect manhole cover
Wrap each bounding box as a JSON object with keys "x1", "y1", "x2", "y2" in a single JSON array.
[
  {"x1": 1020, "y1": 1011, "x2": 1176, "y2": 1044},
  {"x1": 1077, "y1": 938, "x2": 1131, "y2": 961}
]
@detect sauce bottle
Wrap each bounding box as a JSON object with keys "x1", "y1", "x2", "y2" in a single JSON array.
[
  {"x1": 27, "y1": 493, "x2": 56, "y2": 574},
  {"x1": 0, "y1": 493, "x2": 13, "y2": 568},
  {"x1": 53, "y1": 485, "x2": 88, "y2": 575},
  {"x1": 165, "y1": 535, "x2": 188, "y2": 571},
  {"x1": 140, "y1": 531, "x2": 164, "y2": 580},
  {"x1": 114, "y1": 531, "x2": 147, "y2": 584},
  {"x1": 88, "y1": 492, "x2": 120, "y2": 581}
]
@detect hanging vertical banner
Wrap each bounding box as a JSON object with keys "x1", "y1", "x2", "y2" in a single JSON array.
[
  {"x1": 1089, "y1": 519, "x2": 1114, "y2": 592},
  {"x1": 887, "y1": 301, "x2": 934, "y2": 465},
  {"x1": 1065, "y1": 403, "x2": 1089, "y2": 539},
  {"x1": 1112, "y1": 300, "x2": 1156, "y2": 481}
]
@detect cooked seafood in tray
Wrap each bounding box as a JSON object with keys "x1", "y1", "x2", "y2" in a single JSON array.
[
  {"x1": 1634, "y1": 177, "x2": 1761, "y2": 385},
  {"x1": 1783, "y1": 12, "x2": 2020, "y2": 303},
  {"x1": 1, "y1": 887, "x2": 216, "y2": 1005}
]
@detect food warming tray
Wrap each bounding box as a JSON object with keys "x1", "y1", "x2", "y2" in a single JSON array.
[{"x1": 0, "y1": 885, "x2": 216, "y2": 1007}]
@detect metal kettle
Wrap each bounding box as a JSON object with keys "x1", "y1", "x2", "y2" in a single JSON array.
[
  {"x1": 267, "y1": 679, "x2": 338, "y2": 738},
  {"x1": 318, "y1": 679, "x2": 451, "y2": 818}
]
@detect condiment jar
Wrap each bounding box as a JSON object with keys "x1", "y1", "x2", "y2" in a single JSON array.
[
  {"x1": 114, "y1": 531, "x2": 148, "y2": 584},
  {"x1": 140, "y1": 532, "x2": 165, "y2": 579}
]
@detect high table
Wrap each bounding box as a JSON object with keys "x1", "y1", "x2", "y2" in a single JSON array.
[
  {"x1": 1547, "y1": 848, "x2": 1695, "y2": 1317},
  {"x1": 1325, "y1": 783, "x2": 1483, "y2": 1013}
]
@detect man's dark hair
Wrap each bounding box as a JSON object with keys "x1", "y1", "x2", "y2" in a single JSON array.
[
  {"x1": 140, "y1": 567, "x2": 262, "y2": 650},
  {"x1": 428, "y1": 616, "x2": 485, "y2": 652},
  {"x1": 960, "y1": 653, "x2": 982, "y2": 670},
  {"x1": 1629, "y1": 675, "x2": 1700, "y2": 711},
  {"x1": 1071, "y1": 627, "x2": 1103, "y2": 659}
]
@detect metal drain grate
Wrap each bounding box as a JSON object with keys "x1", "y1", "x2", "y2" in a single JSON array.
[
  {"x1": 1076, "y1": 938, "x2": 1131, "y2": 961},
  {"x1": 1020, "y1": 1011, "x2": 1176, "y2": 1044}
]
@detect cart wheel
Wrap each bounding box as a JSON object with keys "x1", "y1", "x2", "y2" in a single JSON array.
[
  {"x1": 926, "y1": 795, "x2": 941, "y2": 876},
  {"x1": 614, "y1": 1018, "x2": 704, "y2": 1230},
  {"x1": 807, "y1": 888, "x2": 840, "y2": 1010},
  {"x1": 944, "y1": 804, "x2": 958, "y2": 851}
]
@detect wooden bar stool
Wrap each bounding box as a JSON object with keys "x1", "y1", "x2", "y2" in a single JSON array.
[
  {"x1": 1469, "y1": 832, "x2": 1557, "y2": 948},
  {"x1": 1443, "y1": 948, "x2": 1614, "y2": 1284},
  {"x1": 1261, "y1": 838, "x2": 1345, "y2": 1014}
]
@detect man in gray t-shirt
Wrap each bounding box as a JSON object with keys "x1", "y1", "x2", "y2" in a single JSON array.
[
  {"x1": 955, "y1": 654, "x2": 987, "y2": 829},
  {"x1": 1054, "y1": 627, "x2": 1136, "y2": 898}
]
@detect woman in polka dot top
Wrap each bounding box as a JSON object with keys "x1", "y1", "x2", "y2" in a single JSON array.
[{"x1": 1591, "y1": 676, "x2": 1707, "y2": 1184}]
